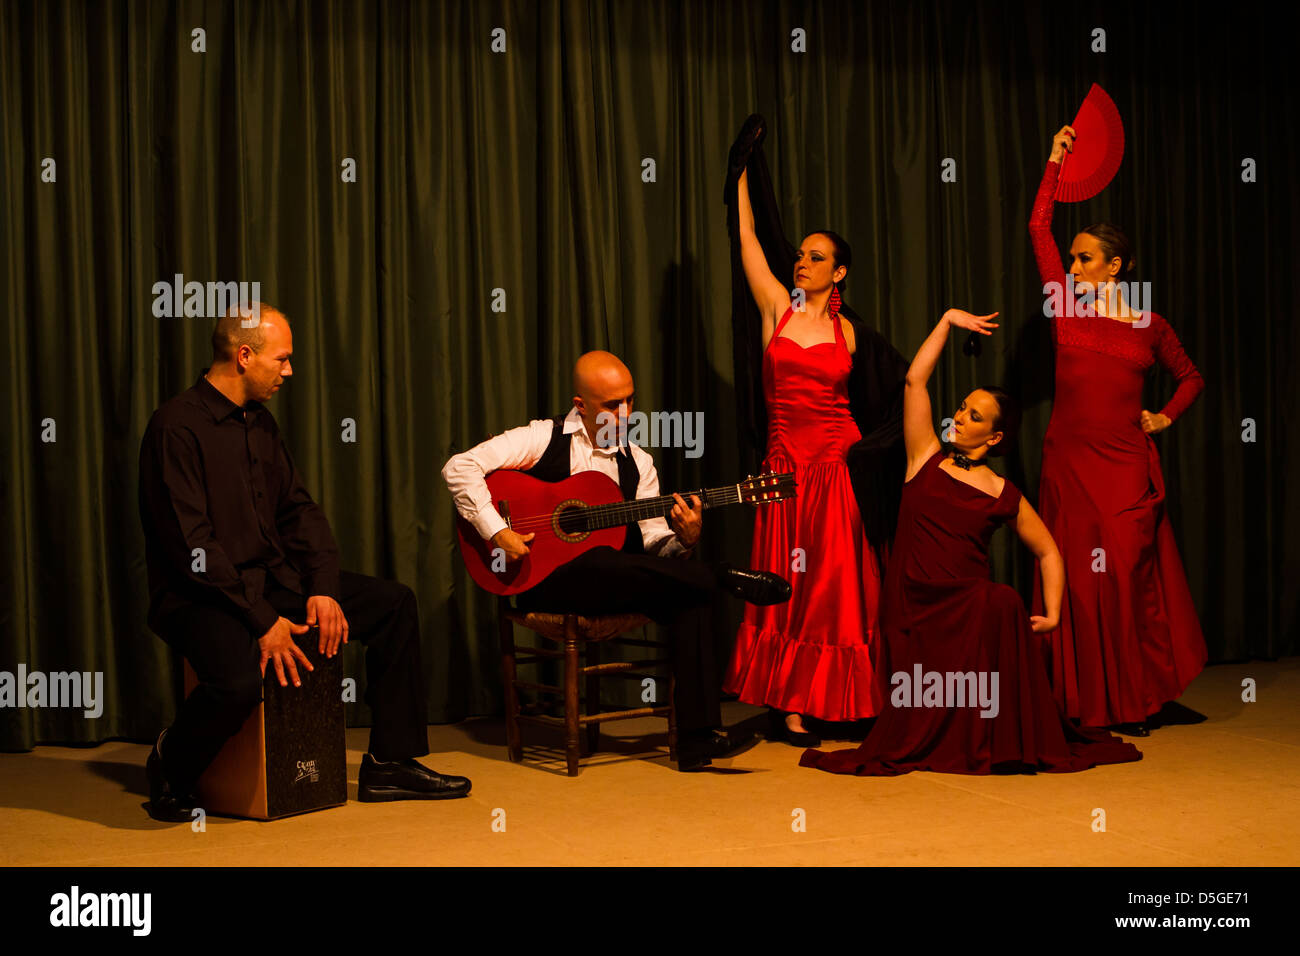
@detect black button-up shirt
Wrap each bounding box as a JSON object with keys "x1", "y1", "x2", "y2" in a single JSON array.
[{"x1": 138, "y1": 373, "x2": 340, "y2": 637}]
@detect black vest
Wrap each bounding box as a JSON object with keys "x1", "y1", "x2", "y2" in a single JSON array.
[{"x1": 523, "y1": 415, "x2": 644, "y2": 554}]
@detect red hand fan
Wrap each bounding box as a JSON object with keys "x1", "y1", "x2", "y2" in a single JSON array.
[{"x1": 1056, "y1": 83, "x2": 1125, "y2": 202}]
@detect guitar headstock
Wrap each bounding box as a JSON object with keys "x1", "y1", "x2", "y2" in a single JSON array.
[{"x1": 738, "y1": 472, "x2": 796, "y2": 505}]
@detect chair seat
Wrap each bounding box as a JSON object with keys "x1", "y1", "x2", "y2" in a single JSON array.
[{"x1": 504, "y1": 610, "x2": 650, "y2": 643}]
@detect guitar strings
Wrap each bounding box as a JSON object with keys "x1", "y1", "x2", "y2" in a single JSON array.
[
  {"x1": 498, "y1": 478, "x2": 793, "y2": 533},
  {"x1": 503, "y1": 492, "x2": 733, "y2": 533}
]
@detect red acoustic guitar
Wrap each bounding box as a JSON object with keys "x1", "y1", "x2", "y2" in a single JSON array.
[{"x1": 456, "y1": 469, "x2": 796, "y2": 595}]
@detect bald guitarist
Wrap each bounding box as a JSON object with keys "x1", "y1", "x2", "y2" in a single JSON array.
[{"x1": 442, "y1": 351, "x2": 791, "y2": 770}]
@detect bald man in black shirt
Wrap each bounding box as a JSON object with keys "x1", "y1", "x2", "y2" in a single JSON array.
[{"x1": 138, "y1": 303, "x2": 469, "y2": 821}]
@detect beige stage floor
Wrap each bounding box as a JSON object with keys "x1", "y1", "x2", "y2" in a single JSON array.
[{"x1": 1, "y1": 658, "x2": 1296, "y2": 867}]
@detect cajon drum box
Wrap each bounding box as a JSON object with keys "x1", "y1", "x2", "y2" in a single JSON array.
[{"x1": 182, "y1": 636, "x2": 347, "y2": 819}]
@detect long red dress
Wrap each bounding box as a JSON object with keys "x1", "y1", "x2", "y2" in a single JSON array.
[
  {"x1": 800, "y1": 450, "x2": 1142, "y2": 775},
  {"x1": 1029, "y1": 160, "x2": 1207, "y2": 727},
  {"x1": 723, "y1": 307, "x2": 884, "y2": 720}
]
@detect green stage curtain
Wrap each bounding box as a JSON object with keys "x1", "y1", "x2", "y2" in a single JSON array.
[{"x1": 2, "y1": 0, "x2": 1293, "y2": 749}]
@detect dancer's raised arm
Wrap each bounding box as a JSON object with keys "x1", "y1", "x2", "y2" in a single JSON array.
[
  {"x1": 903, "y1": 309, "x2": 1000, "y2": 479},
  {"x1": 737, "y1": 168, "x2": 792, "y2": 347},
  {"x1": 1028, "y1": 125, "x2": 1075, "y2": 291}
]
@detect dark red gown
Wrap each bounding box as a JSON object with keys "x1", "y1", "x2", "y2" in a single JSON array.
[
  {"x1": 1029, "y1": 160, "x2": 1207, "y2": 727},
  {"x1": 800, "y1": 449, "x2": 1141, "y2": 775},
  {"x1": 723, "y1": 307, "x2": 885, "y2": 720}
]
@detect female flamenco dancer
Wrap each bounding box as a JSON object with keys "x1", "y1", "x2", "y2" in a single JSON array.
[
  {"x1": 1029, "y1": 125, "x2": 1207, "y2": 736},
  {"x1": 800, "y1": 310, "x2": 1142, "y2": 776},
  {"x1": 720, "y1": 116, "x2": 908, "y2": 747}
]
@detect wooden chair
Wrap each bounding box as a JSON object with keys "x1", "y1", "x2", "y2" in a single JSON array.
[{"x1": 498, "y1": 597, "x2": 676, "y2": 775}]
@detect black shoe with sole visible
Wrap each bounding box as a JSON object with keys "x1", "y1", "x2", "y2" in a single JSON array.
[
  {"x1": 676, "y1": 728, "x2": 758, "y2": 772},
  {"x1": 1111, "y1": 722, "x2": 1151, "y2": 737},
  {"x1": 145, "y1": 736, "x2": 200, "y2": 824},
  {"x1": 357, "y1": 753, "x2": 471, "y2": 801},
  {"x1": 719, "y1": 567, "x2": 792, "y2": 606}
]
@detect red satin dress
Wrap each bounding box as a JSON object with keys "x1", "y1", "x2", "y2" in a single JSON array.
[
  {"x1": 723, "y1": 307, "x2": 884, "y2": 720},
  {"x1": 1029, "y1": 160, "x2": 1207, "y2": 727},
  {"x1": 800, "y1": 449, "x2": 1142, "y2": 775}
]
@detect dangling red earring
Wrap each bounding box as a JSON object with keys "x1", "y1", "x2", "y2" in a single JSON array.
[{"x1": 828, "y1": 286, "x2": 842, "y2": 317}]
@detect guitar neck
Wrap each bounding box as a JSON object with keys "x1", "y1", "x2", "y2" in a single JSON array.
[{"x1": 581, "y1": 485, "x2": 744, "y2": 531}]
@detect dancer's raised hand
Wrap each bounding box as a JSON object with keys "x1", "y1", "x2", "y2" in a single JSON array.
[
  {"x1": 727, "y1": 113, "x2": 767, "y2": 183},
  {"x1": 1049, "y1": 125, "x2": 1076, "y2": 164},
  {"x1": 944, "y1": 309, "x2": 1000, "y2": 336}
]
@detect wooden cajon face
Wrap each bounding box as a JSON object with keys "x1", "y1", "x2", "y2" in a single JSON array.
[{"x1": 181, "y1": 637, "x2": 346, "y2": 820}]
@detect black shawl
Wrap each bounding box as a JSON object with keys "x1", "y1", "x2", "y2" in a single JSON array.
[{"x1": 723, "y1": 115, "x2": 908, "y2": 573}]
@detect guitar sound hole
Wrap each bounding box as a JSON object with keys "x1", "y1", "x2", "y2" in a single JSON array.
[{"x1": 553, "y1": 501, "x2": 590, "y2": 542}]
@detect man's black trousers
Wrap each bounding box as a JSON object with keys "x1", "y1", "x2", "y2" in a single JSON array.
[
  {"x1": 157, "y1": 571, "x2": 429, "y2": 790},
  {"x1": 513, "y1": 546, "x2": 723, "y2": 733}
]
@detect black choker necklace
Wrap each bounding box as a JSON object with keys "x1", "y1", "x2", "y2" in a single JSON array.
[{"x1": 948, "y1": 451, "x2": 990, "y2": 470}]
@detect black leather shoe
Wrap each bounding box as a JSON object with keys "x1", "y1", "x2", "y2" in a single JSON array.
[
  {"x1": 357, "y1": 753, "x2": 471, "y2": 801},
  {"x1": 721, "y1": 567, "x2": 792, "y2": 606},
  {"x1": 1112, "y1": 722, "x2": 1151, "y2": 737},
  {"x1": 676, "y1": 744, "x2": 712, "y2": 773},
  {"x1": 676, "y1": 728, "x2": 757, "y2": 772},
  {"x1": 145, "y1": 739, "x2": 200, "y2": 823}
]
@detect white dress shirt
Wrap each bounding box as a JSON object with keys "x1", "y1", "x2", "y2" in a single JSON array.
[{"x1": 441, "y1": 407, "x2": 690, "y2": 557}]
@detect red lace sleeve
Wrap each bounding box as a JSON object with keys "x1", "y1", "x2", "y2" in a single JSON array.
[
  {"x1": 1029, "y1": 161, "x2": 1067, "y2": 291},
  {"x1": 1153, "y1": 315, "x2": 1205, "y2": 423}
]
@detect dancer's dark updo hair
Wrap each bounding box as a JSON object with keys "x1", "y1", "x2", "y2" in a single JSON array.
[
  {"x1": 1082, "y1": 222, "x2": 1136, "y2": 278},
  {"x1": 974, "y1": 385, "x2": 1021, "y2": 458}
]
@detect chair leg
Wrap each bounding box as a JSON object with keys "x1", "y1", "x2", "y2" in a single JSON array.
[
  {"x1": 584, "y1": 642, "x2": 601, "y2": 755},
  {"x1": 564, "y1": 616, "x2": 581, "y2": 777},
  {"x1": 667, "y1": 670, "x2": 678, "y2": 761},
  {"x1": 498, "y1": 599, "x2": 522, "y2": 763}
]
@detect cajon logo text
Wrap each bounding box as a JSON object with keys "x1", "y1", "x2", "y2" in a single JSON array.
[{"x1": 294, "y1": 759, "x2": 320, "y2": 784}]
